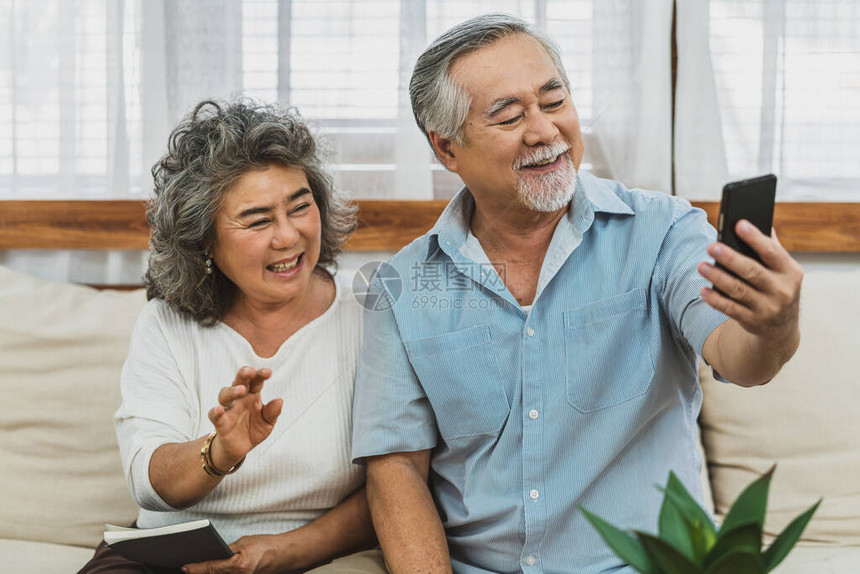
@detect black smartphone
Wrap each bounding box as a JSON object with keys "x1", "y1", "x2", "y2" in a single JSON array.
[{"x1": 717, "y1": 174, "x2": 777, "y2": 266}]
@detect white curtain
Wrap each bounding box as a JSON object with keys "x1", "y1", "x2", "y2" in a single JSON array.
[
  {"x1": 0, "y1": 0, "x2": 675, "y2": 283},
  {"x1": 674, "y1": 0, "x2": 729, "y2": 200},
  {"x1": 588, "y1": 0, "x2": 674, "y2": 192},
  {"x1": 675, "y1": 0, "x2": 860, "y2": 201}
]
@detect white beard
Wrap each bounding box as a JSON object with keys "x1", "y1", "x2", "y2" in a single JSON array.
[{"x1": 515, "y1": 153, "x2": 577, "y2": 212}]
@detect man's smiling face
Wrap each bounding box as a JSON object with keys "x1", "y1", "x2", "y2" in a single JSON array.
[{"x1": 439, "y1": 33, "x2": 585, "y2": 213}]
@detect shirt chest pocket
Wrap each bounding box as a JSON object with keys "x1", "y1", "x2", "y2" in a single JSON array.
[
  {"x1": 563, "y1": 288, "x2": 656, "y2": 413},
  {"x1": 404, "y1": 325, "x2": 510, "y2": 441}
]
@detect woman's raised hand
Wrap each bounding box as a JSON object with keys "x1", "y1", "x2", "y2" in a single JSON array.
[{"x1": 207, "y1": 366, "x2": 283, "y2": 470}]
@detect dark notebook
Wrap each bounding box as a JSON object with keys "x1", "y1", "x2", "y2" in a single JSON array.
[{"x1": 104, "y1": 519, "x2": 233, "y2": 571}]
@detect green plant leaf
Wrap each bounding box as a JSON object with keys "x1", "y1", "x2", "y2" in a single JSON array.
[
  {"x1": 580, "y1": 506, "x2": 660, "y2": 574},
  {"x1": 718, "y1": 465, "x2": 775, "y2": 538},
  {"x1": 703, "y1": 548, "x2": 766, "y2": 574},
  {"x1": 659, "y1": 475, "x2": 698, "y2": 564},
  {"x1": 660, "y1": 473, "x2": 718, "y2": 560},
  {"x1": 637, "y1": 532, "x2": 701, "y2": 574},
  {"x1": 703, "y1": 522, "x2": 761, "y2": 569},
  {"x1": 763, "y1": 499, "x2": 822, "y2": 572}
]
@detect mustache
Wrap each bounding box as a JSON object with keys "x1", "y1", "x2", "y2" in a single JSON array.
[{"x1": 513, "y1": 142, "x2": 571, "y2": 170}]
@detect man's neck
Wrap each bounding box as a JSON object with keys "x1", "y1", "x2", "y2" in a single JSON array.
[
  {"x1": 469, "y1": 200, "x2": 568, "y2": 306},
  {"x1": 470, "y1": 200, "x2": 567, "y2": 261}
]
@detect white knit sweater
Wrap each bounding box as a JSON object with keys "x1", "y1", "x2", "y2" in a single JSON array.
[{"x1": 114, "y1": 275, "x2": 365, "y2": 544}]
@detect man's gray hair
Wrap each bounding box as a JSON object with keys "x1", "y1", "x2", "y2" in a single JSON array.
[
  {"x1": 146, "y1": 98, "x2": 356, "y2": 326},
  {"x1": 409, "y1": 13, "x2": 571, "y2": 147}
]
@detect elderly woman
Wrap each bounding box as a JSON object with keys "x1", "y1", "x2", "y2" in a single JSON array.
[{"x1": 78, "y1": 100, "x2": 384, "y2": 574}]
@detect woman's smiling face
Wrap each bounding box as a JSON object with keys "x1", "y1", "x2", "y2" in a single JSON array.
[{"x1": 210, "y1": 164, "x2": 322, "y2": 310}]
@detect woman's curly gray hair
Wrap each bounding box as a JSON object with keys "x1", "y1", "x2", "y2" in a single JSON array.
[{"x1": 145, "y1": 98, "x2": 357, "y2": 325}]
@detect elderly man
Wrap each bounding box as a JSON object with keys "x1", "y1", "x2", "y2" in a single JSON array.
[{"x1": 352, "y1": 13, "x2": 802, "y2": 574}]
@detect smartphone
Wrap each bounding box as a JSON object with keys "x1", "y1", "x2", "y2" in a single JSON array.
[{"x1": 717, "y1": 174, "x2": 777, "y2": 265}]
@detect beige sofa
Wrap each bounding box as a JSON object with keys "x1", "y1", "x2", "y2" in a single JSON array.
[{"x1": 1, "y1": 263, "x2": 858, "y2": 573}]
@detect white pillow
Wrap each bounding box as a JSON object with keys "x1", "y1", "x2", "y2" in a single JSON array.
[
  {"x1": 0, "y1": 266, "x2": 145, "y2": 548},
  {"x1": 699, "y1": 267, "x2": 860, "y2": 545}
]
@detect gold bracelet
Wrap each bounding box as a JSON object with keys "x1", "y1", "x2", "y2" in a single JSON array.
[{"x1": 200, "y1": 432, "x2": 245, "y2": 477}]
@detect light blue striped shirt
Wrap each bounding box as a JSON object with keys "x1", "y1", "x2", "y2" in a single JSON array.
[{"x1": 352, "y1": 171, "x2": 729, "y2": 573}]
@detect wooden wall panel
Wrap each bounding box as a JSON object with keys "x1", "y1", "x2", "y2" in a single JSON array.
[
  {"x1": 692, "y1": 202, "x2": 860, "y2": 253},
  {"x1": 343, "y1": 200, "x2": 448, "y2": 251},
  {"x1": 1, "y1": 200, "x2": 859, "y2": 253},
  {"x1": 0, "y1": 201, "x2": 150, "y2": 250}
]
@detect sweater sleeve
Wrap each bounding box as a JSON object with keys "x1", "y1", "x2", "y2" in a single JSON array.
[{"x1": 114, "y1": 300, "x2": 200, "y2": 511}]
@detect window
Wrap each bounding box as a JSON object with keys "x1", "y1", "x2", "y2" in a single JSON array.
[
  {"x1": 1, "y1": 0, "x2": 621, "y2": 201},
  {"x1": 2, "y1": 1, "x2": 855, "y2": 202},
  {"x1": 681, "y1": 0, "x2": 860, "y2": 200}
]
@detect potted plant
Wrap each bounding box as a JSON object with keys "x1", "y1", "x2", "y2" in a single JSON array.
[{"x1": 581, "y1": 466, "x2": 820, "y2": 574}]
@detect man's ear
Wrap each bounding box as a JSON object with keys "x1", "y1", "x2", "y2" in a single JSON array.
[{"x1": 428, "y1": 131, "x2": 458, "y2": 172}]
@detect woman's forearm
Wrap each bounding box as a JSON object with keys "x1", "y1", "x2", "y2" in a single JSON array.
[
  {"x1": 148, "y1": 367, "x2": 281, "y2": 508},
  {"x1": 149, "y1": 434, "x2": 243, "y2": 508},
  {"x1": 265, "y1": 486, "x2": 378, "y2": 571}
]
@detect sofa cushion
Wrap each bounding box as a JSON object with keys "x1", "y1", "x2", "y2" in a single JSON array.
[
  {"x1": 0, "y1": 266, "x2": 145, "y2": 549},
  {"x1": 772, "y1": 544, "x2": 860, "y2": 574},
  {"x1": 699, "y1": 267, "x2": 860, "y2": 545},
  {"x1": 0, "y1": 537, "x2": 95, "y2": 574}
]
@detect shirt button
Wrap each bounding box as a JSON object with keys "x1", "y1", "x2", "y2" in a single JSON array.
[
  {"x1": 530, "y1": 489, "x2": 539, "y2": 500},
  {"x1": 529, "y1": 409, "x2": 539, "y2": 420},
  {"x1": 526, "y1": 327, "x2": 535, "y2": 337},
  {"x1": 525, "y1": 555, "x2": 537, "y2": 566}
]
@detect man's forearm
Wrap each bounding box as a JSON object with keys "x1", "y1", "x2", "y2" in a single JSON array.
[
  {"x1": 367, "y1": 453, "x2": 452, "y2": 574},
  {"x1": 703, "y1": 319, "x2": 800, "y2": 387},
  {"x1": 697, "y1": 221, "x2": 803, "y2": 387},
  {"x1": 265, "y1": 486, "x2": 378, "y2": 571}
]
